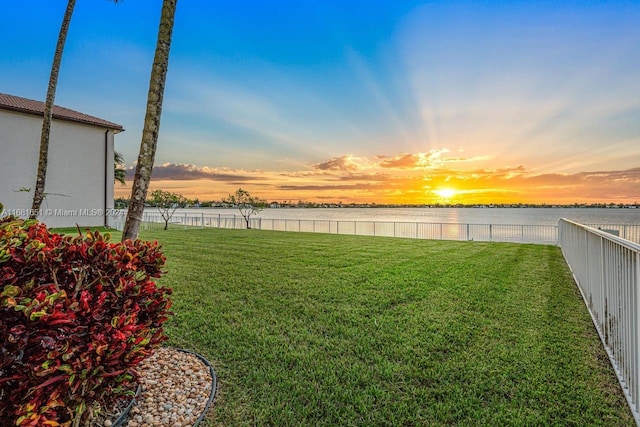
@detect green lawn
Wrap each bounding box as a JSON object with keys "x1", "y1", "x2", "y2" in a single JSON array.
[{"x1": 62, "y1": 227, "x2": 634, "y2": 426}]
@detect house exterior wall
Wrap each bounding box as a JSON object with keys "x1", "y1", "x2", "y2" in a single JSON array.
[{"x1": 0, "y1": 109, "x2": 116, "y2": 228}]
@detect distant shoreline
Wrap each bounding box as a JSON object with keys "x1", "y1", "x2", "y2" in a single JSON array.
[{"x1": 182, "y1": 203, "x2": 639, "y2": 210}]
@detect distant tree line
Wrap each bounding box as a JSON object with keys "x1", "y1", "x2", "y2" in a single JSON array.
[{"x1": 113, "y1": 199, "x2": 640, "y2": 210}]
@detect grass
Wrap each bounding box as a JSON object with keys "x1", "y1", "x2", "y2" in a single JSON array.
[{"x1": 57, "y1": 226, "x2": 634, "y2": 426}]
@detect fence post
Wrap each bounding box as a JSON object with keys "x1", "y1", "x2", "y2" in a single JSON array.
[
  {"x1": 489, "y1": 224, "x2": 493, "y2": 241},
  {"x1": 636, "y1": 250, "x2": 640, "y2": 407},
  {"x1": 596, "y1": 231, "x2": 605, "y2": 333}
]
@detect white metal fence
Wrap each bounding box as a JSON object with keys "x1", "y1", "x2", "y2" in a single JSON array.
[
  {"x1": 111, "y1": 212, "x2": 563, "y2": 244},
  {"x1": 585, "y1": 224, "x2": 640, "y2": 245},
  {"x1": 559, "y1": 218, "x2": 640, "y2": 425},
  {"x1": 109, "y1": 211, "x2": 640, "y2": 245}
]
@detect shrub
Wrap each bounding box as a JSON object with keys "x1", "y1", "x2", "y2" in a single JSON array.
[{"x1": 0, "y1": 217, "x2": 173, "y2": 426}]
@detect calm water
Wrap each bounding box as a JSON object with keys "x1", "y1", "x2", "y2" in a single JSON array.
[{"x1": 176, "y1": 207, "x2": 640, "y2": 226}]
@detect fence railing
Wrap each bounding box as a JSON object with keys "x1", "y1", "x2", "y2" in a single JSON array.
[
  {"x1": 559, "y1": 218, "x2": 640, "y2": 425},
  {"x1": 109, "y1": 211, "x2": 640, "y2": 245},
  {"x1": 585, "y1": 224, "x2": 640, "y2": 245},
  {"x1": 109, "y1": 211, "x2": 565, "y2": 244}
]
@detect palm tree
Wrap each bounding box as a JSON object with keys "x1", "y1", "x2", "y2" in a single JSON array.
[
  {"x1": 122, "y1": 0, "x2": 178, "y2": 241},
  {"x1": 114, "y1": 151, "x2": 126, "y2": 185},
  {"x1": 29, "y1": 0, "x2": 76, "y2": 219}
]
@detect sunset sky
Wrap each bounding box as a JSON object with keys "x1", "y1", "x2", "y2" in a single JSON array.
[{"x1": 2, "y1": 1, "x2": 639, "y2": 204}]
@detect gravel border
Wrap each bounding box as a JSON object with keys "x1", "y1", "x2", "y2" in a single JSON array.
[
  {"x1": 123, "y1": 347, "x2": 217, "y2": 427},
  {"x1": 174, "y1": 348, "x2": 218, "y2": 426}
]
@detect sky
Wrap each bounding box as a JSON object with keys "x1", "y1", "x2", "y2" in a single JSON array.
[{"x1": 2, "y1": 0, "x2": 639, "y2": 205}]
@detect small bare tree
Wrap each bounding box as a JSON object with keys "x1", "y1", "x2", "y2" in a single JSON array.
[
  {"x1": 224, "y1": 188, "x2": 265, "y2": 229},
  {"x1": 147, "y1": 189, "x2": 187, "y2": 230}
]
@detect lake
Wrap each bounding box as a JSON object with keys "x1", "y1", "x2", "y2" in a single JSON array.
[{"x1": 176, "y1": 207, "x2": 639, "y2": 226}]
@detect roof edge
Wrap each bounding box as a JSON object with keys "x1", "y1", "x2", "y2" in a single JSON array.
[{"x1": 0, "y1": 93, "x2": 125, "y2": 133}]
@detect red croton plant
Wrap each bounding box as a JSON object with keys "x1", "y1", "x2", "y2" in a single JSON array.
[{"x1": 0, "y1": 216, "x2": 173, "y2": 426}]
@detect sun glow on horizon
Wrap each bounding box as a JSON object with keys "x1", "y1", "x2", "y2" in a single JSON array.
[{"x1": 433, "y1": 188, "x2": 457, "y2": 199}]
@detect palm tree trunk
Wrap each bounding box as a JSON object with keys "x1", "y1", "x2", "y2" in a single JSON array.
[
  {"x1": 122, "y1": 0, "x2": 178, "y2": 241},
  {"x1": 30, "y1": 0, "x2": 76, "y2": 219}
]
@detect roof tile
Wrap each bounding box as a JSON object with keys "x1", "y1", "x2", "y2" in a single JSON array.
[{"x1": 0, "y1": 93, "x2": 124, "y2": 132}]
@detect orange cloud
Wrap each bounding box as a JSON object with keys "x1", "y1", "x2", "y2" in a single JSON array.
[
  {"x1": 312, "y1": 155, "x2": 366, "y2": 172},
  {"x1": 376, "y1": 149, "x2": 450, "y2": 169},
  {"x1": 376, "y1": 153, "x2": 422, "y2": 168}
]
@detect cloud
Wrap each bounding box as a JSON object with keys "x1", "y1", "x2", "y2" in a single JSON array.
[
  {"x1": 279, "y1": 183, "x2": 380, "y2": 191},
  {"x1": 312, "y1": 155, "x2": 365, "y2": 172},
  {"x1": 376, "y1": 153, "x2": 421, "y2": 168},
  {"x1": 376, "y1": 149, "x2": 450, "y2": 169},
  {"x1": 125, "y1": 163, "x2": 259, "y2": 182},
  {"x1": 312, "y1": 150, "x2": 455, "y2": 173}
]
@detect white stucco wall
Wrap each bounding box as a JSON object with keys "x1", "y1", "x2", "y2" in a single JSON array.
[{"x1": 0, "y1": 109, "x2": 116, "y2": 228}]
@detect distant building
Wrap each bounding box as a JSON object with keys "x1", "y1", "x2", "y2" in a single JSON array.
[{"x1": 0, "y1": 93, "x2": 124, "y2": 228}]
